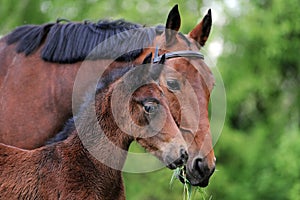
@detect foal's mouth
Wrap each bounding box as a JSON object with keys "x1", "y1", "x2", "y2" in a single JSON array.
[
  {"x1": 166, "y1": 156, "x2": 187, "y2": 170},
  {"x1": 166, "y1": 149, "x2": 189, "y2": 170}
]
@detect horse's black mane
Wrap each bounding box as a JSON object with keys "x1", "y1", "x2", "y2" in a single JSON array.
[
  {"x1": 6, "y1": 19, "x2": 164, "y2": 63},
  {"x1": 46, "y1": 64, "x2": 134, "y2": 144}
]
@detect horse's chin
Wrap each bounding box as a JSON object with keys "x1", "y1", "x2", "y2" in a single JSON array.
[{"x1": 178, "y1": 167, "x2": 211, "y2": 187}]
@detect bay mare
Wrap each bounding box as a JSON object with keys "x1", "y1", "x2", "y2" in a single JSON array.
[{"x1": 0, "y1": 5, "x2": 215, "y2": 186}]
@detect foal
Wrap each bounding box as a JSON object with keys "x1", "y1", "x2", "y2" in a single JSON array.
[{"x1": 0, "y1": 55, "x2": 188, "y2": 199}]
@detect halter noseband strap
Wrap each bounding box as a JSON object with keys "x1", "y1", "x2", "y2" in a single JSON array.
[{"x1": 153, "y1": 47, "x2": 204, "y2": 63}]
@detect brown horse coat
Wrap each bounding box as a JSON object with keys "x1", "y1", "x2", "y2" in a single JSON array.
[
  {"x1": 0, "y1": 59, "x2": 188, "y2": 199},
  {"x1": 0, "y1": 5, "x2": 216, "y2": 187}
]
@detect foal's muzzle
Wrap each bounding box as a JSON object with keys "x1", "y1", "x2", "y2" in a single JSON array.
[{"x1": 166, "y1": 148, "x2": 188, "y2": 169}]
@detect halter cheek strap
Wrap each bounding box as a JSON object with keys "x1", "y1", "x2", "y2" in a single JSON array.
[{"x1": 153, "y1": 46, "x2": 204, "y2": 63}]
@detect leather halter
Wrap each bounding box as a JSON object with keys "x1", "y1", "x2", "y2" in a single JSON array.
[{"x1": 153, "y1": 46, "x2": 204, "y2": 63}]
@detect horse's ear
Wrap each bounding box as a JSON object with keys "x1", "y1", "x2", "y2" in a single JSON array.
[
  {"x1": 158, "y1": 54, "x2": 166, "y2": 65},
  {"x1": 188, "y1": 9, "x2": 212, "y2": 47},
  {"x1": 165, "y1": 5, "x2": 181, "y2": 46},
  {"x1": 142, "y1": 52, "x2": 153, "y2": 64},
  {"x1": 150, "y1": 54, "x2": 166, "y2": 81}
]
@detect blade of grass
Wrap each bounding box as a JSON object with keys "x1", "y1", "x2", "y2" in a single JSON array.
[{"x1": 170, "y1": 166, "x2": 212, "y2": 200}]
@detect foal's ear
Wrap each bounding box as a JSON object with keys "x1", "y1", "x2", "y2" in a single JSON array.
[
  {"x1": 188, "y1": 9, "x2": 212, "y2": 46},
  {"x1": 142, "y1": 52, "x2": 153, "y2": 64},
  {"x1": 165, "y1": 5, "x2": 181, "y2": 46},
  {"x1": 150, "y1": 54, "x2": 166, "y2": 81}
]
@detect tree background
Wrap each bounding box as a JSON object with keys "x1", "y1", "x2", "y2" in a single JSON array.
[{"x1": 0, "y1": 0, "x2": 299, "y2": 199}]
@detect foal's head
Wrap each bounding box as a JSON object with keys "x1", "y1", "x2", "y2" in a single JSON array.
[{"x1": 101, "y1": 54, "x2": 188, "y2": 169}]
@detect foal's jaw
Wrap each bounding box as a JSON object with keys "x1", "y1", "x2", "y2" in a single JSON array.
[{"x1": 137, "y1": 136, "x2": 188, "y2": 170}]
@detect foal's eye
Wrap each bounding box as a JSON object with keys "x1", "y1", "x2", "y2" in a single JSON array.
[
  {"x1": 143, "y1": 101, "x2": 158, "y2": 114},
  {"x1": 166, "y1": 79, "x2": 180, "y2": 91}
]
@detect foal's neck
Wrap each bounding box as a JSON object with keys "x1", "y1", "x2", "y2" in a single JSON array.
[
  {"x1": 56, "y1": 87, "x2": 133, "y2": 199},
  {"x1": 58, "y1": 133, "x2": 126, "y2": 199},
  {"x1": 64, "y1": 85, "x2": 134, "y2": 170}
]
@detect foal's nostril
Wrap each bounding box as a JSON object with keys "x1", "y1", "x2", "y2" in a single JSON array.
[
  {"x1": 166, "y1": 148, "x2": 188, "y2": 169},
  {"x1": 180, "y1": 148, "x2": 188, "y2": 163}
]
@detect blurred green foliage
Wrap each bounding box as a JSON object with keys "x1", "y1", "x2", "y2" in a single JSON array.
[
  {"x1": 1, "y1": 0, "x2": 299, "y2": 199},
  {"x1": 210, "y1": 0, "x2": 300, "y2": 199},
  {"x1": 0, "y1": 0, "x2": 206, "y2": 35}
]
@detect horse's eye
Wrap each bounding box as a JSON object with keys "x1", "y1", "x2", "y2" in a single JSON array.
[
  {"x1": 143, "y1": 102, "x2": 158, "y2": 114},
  {"x1": 167, "y1": 79, "x2": 180, "y2": 91}
]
